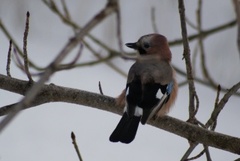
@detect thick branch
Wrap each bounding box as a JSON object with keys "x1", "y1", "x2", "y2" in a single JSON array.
[{"x1": 0, "y1": 74, "x2": 240, "y2": 154}]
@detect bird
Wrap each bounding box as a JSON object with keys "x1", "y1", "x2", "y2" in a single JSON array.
[{"x1": 109, "y1": 33, "x2": 178, "y2": 144}]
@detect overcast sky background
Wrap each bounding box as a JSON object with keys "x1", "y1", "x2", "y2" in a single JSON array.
[{"x1": 0, "y1": 0, "x2": 240, "y2": 161}]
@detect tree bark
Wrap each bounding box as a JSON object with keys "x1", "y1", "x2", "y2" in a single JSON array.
[{"x1": 0, "y1": 74, "x2": 239, "y2": 154}]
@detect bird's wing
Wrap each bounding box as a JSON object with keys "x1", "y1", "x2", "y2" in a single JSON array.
[{"x1": 145, "y1": 81, "x2": 174, "y2": 123}]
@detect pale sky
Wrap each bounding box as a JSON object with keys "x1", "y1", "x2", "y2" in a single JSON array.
[{"x1": 0, "y1": 0, "x2": 240, "y2": 161}]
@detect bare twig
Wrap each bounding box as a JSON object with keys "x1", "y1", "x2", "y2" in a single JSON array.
[
  {"x1": 173, "y1": 64, "x2": 240, "y2": 96},
  {"x1": 233, "y1": 0, "x2": 240, "y2": 56},
  {"x1": 23, "y1": 11, "x2": 33, "y2": 82},
  {"x1": 151, "y1": 7, "x2": 158, "y2": 33},
  {"x1": 192, "y1": 92, "x2": 200, "y2": 117},
  {"x1": 71, "y1": 132, "x2": 83, "y2": 161},
  {"x1": 181, "y1": 144, "x2": 211, "y2": 161},
  {"x1": 115, "y1": 1, "x2": 124, "y2": 56},
  {"x1": 192, "y1": 43, "x2": 199, "y2": 78},
  {"x1": 209, "y1": 85, "x2": 221, "y2": 131},
  {"x1": 185, "y1": 16, "x2": 198, "y2": 30},
  {"x1": 186, "y1": 149, "x2": 205, "y2": 161},
  {"x1": 203, "y1": 145, "x2": 212, "y2": 161},
  {"x1": 205, "y1": 82, "x2": 240, "y2": 128},
  {"x1": 116, "y1": 7, "x2": 136, "y2": 62},
  {"x1": 178, "y1": 0, "x2": 198, "y2": 119},
  {"x1": 169, "y1": 19, "x2": 236, "y2": 46},
  {"x1": 98, "y1": 81, "x2": 104, "y2": 95},
  {"x1": 197, "y1": 0, "x2": 216, "y2": 86},
  {"x1": 13, "y1": 48, "x2": 25, "y2": 71},
  {"x1": 0, "y1": 19, "x2": 44, "y2": 71},
  {"x1": 82, "y1": 39, "x2": 127, "y2": 77},
  {"x1": 6, "y1": 40, "x2": 12, "y2": 77},
  {"x1": 180, "y1": 143, "x2": 198, "y2": 161},
  {"x1": 214, "y1": 85, "x2": 221, "y2": 109},
  {"x1": 55, "y1": 43, "x2": 83, "y2": 71},
  {"x1": 82, "y1": 42, "x2": 126, "y2": 77},
  {"x1": 13, "y1": 48, "x2": 40, "y2": 77},
  {"x1": 61, "y1": 0, "x2": 70, "y2": 20}
]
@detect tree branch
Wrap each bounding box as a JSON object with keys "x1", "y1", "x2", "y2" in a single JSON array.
[
  {"x1": 178, "y1": 0, "x2": 199, "y2": 119},
  {"x1": 0, "y1": 74, "x2": 240, "y2": 154}
]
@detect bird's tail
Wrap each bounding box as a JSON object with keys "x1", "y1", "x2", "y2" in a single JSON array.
[{"x1": 109, "y1": 112, "x2": 141, "y2": 144}]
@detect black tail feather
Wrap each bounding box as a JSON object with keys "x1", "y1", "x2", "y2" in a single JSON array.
[{"x1": 109, "y1": 112, "x2": 141, "y2": 144}]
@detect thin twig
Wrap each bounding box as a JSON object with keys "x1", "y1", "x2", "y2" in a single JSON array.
[
  {"x1": 0, "y1": 18, "x2": 44, "y2": 70},
  {"x1": 56, "y1": 43, "x2": 83, "y2": 71},
  {"x1": 61, "y1": 0, "x2": 70, "y2": 20},
  {"x1": 98, "y1": 81, "x2": 104, "y2": 95},
  {"x1": 197, "y1": 0, "x2": 216, "y2": 86},
  {"x1": 82, "y1": 41, "x2": 127, "y2": 77},
  {"x1": 151, "y1": 7, "x2": 158, "y2": 33},
  {"x1": 186, "y1": 149, "x2": 205, "y2": 161},
  {"x1": 185, "y1": 16, "x2": 198, "y2": 30},
  {"x1": 60, "y1": 0, "x2": 77, "y2": 34},
  {"x1": 203, "y1": 145, "x2": 212, "y2": 161},
  {"x1": 13, "y1": 48, "x2": 25, "y2": 71},
  {"x1": 172, "y1": 64, "x2": 240, "y2": 96},
  {"x1": 178, "y1": 0, "x2": 198, "y2": 119},
  {"x1": 115, "y1": 1, "x2": 124, "y2": 56},
  {"x1": 192, "y1": 42, "x2": 199, "y2": 78},
  {"x1": 13, "y1": 44, "x2": 41, "y2": 76},
  {"x1": 12, "y1": 48, "x2": 41, "y2": 77},
  {"x1": 71, "y1": 132, "x2": 83, "y2": 161},
  {"x1": 180, "y1": 143, "x2": 198, "y2": 161},
  {"x1": 169, "y1": 19, "x2": 236, "y2": 46},
  {"x1": 205, "y1": 82, "x2": 240, "y2": 128},
  {"x1": 23, "y1": 11, "x2": 33, "y2": 82},
  {"x1": 6, "y1": 40, "x2": 12, "y2": 77},
  {"x1": 192, "y1": 92, "x2": 199, "y2": 117},
  {"x1": 233, "y1": 0, "x2": 240, "y2": 56},
  {"x1": 116, "y1": 6, "x2": 137, "y2": 61},
  {"x1": 209, "y1": 85, "x2": 221, "y2": 131}
]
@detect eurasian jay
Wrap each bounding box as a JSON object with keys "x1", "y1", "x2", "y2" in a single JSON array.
[{"x1": 109, "y1": 34, "x2": 178, "y2": 144}]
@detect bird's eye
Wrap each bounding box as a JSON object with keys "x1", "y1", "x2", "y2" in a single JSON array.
[{"x1": 143, "y1": 43, "x2": 150, "y2": 49}]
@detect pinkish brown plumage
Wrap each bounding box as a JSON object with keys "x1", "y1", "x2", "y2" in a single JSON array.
[{"x1": 110, "y1": 34, "x2": 178, "y2": 143}]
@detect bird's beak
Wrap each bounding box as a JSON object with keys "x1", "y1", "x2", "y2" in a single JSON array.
[{"x1": 125, "y1": 42, "x2": 138, "y2": 49}]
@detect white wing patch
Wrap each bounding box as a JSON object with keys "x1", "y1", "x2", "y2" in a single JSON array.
[
  {"x1": 147, "y1": 92, "x2": 168, "y2": 122},
  {"x1": 134, "y1": 106, "x2": 143, "y2": 117},
  {"x1": 156, "y1": 88, "x2": 163, "y2": 100},
  {"x1": 123, "y1": 87, "x2": 129, "y2": 113},
  {"x1": 126, "y1": 86, "x2": 129, "y2": 95}
]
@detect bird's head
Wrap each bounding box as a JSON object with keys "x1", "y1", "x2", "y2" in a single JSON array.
[{"x1": 125, "y1": 34, "x2": 172, "y2": 61}]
